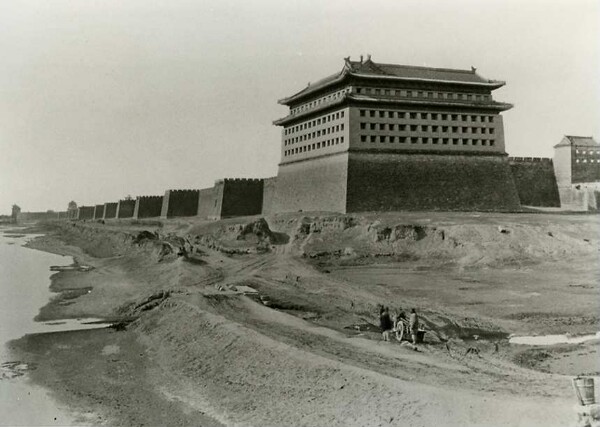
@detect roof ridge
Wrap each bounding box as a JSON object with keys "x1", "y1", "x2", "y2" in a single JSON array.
[{"x1": 374, "y1": 61, "x2": 476, "y2": 75}]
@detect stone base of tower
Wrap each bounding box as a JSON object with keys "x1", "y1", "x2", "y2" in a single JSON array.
[
  {"x1": 265, "y1": 151, "x2": 522, "y2": 214},
  {"x1": 345, "y1": 152, "x2": 521, "y2": 212}
]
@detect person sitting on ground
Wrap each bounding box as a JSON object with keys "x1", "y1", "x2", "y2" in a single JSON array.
[
  {"x1": 409, "y1": 308, "x2": 419, "y2": 345},
  {"x1": 379, "y1": 306, "x2": 393, "y2": 342}
]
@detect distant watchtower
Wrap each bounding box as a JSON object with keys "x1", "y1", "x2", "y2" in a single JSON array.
[
  {"x1": 11, "y1": 204, "x2": 21, "y2": 223},
  {"x1": 268, "y1": 56, "x2": 520, "y2": 213},
  {"x1": 553, "y1": 135, "x2": 600, "y2": 210}
]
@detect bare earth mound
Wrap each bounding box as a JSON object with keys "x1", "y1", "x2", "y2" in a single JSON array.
[{"x1": 11, "y1": 211, "x2": 600, "y2": 426}]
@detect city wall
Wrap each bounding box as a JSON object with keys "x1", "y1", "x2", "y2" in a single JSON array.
[
  {"x1": 94, "y1": 204, "x2": 105, "y2": 220},
  {"x1": 78, "y1": 206, "x2": 95, "y2": 220},
  {"x1": 346, "y1": 152, "x2": 521, "y2": 212},
  {"x1": 103, "y1": 202, "x2": 118, "y2": 219},
  {"x1": 116, "y1": 199, "x2": 136, "y2": 219},
  {"x1": 17, "y1": 211, "x2": 62, "y2": 222},
  {"x1": 161, "y1": 190, "x2": 200, "y2": 219},
  {"x1": 197, "y1": 187, "x2": 219, "y2": 219},
  {"x1": 558, "y1": 184, "x2": 600, "y2": 211},
  {"x1": 267, "y1": 153, "x2": 349, "y2": 213},
  {"x1": 133, "y1": 196, "x2": 163, "y2": 219},
  {"x1": 508, "y1": 157, "x2": 560, "y2": 207},
  {"x1": 220, "y1": 179, "x2": 264, "y2": 218},
  {"x1": 261, "y1": 177, "x2": 278, "y2": 215}
]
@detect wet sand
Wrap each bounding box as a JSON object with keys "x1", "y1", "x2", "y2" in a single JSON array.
[{"x1": 10, "y1": 328, "x2": 222, "y2": 426}]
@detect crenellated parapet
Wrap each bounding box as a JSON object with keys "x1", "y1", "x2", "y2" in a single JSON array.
[
  {"x1": 509, "y1": 157, "x2": 553, "y2": 163},
  {"x1": 223, "y1": 178, "x2": 265, "y2": 184}
]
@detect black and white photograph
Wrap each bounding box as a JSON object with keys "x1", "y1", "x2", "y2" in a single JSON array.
[{"x1": 0, "y1": 0, "x2": 598, "y2": 426}]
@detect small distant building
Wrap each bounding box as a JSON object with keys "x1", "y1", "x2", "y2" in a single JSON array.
[
  {"x1": 553, "y1": 136, "x2": 600, "y2": 210},
  {"x1": 67, "y1": 201, "x2": 78, "y2": 220}
]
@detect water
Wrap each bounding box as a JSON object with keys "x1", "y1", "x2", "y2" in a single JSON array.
[
  {"x1": 509, "y1": 331, "x2": 600, "y2": 346},
  {"x1": 0, "y1": 228, "x2": 107, "y2": 425}
]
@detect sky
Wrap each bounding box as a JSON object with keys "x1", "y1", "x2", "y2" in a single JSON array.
[{"x1": 1, "y1": 0, "x2": 598, "y2": 213}]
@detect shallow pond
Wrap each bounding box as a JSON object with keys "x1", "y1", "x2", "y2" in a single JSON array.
[{"x1": 0, "y1": 228, "x2": 108, "y2": 425}]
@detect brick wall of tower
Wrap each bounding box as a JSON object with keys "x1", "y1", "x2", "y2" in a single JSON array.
[
  {"x1": 508, "y1": 157, "x2": 560, "y2": 207},
  {"x1": 134, "y1": 196, "x2": 163, "y2": 219},
  {"x1": 269, "y1": 153, "x2": 349, "y2": 214},
  {"x1": 346, "y1": 152, "x2": 521, "y2": 212},
  {"x1": 348, "y1": 106, "x2": 505, "y2": 154},
  {"x1": 280, "y1": 108, "x2": 350, "y2": 164},
  {"x1": 571, "y1": 146, "x2": 600, "y2": 183}
]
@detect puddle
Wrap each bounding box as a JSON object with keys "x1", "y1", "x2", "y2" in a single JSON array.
[
  {"x1": 50, "y1": 264, "x2": 93, "y2": 272},
  {"x1": 35, "y1": 318, "x2": 110, "y2": 334},
  {"x1": 1, "y1": 361, "x2": 38, "y2": 380},
  {"x1": 509, "y1": 331, "x2": 600, "y2": 345}
]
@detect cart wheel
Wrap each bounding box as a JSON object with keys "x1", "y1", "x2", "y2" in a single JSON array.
[{"x1": 395, "y1": 323, "x2": 404, "y2": 342}]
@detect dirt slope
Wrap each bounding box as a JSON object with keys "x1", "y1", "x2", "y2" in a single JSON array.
[{"x1": 17, "y1": 212, "x2": 600, "y2": 426}]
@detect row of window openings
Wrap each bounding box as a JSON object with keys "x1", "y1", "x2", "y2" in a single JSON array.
[
  {"x1": 361, "y1": 123, "x2": 495, "y2": 134},
  {"x1": 355, "y1": 87, "x2": 491, "y2": 102},
  {"x1": 284, "y1": 124, "x2": 345, "y2": 145},
  {"x1": 284, "y1": 137, "x2": 345, "y2": 156},
  {"x1": 284, "y1": 111, "x2": 345, "y2": 135},
  {"x1": 360, "y1": 110, "x2": 494, "y2": 122},
  {"x1": 361, "y1": 135, "x2": 496, "y2": 146},
  {"x1": 575, "y1": 150, "x2": 600, "y2": 155},
  {"x1": 289, "y1": 88, "x2": 493, "y2": 115},
  {"x1": 290, "y1": 90, "x2": 351, "y2": 114},
  {"x1": 575, "y1": 159, "x2": 600, "y2": 163}
]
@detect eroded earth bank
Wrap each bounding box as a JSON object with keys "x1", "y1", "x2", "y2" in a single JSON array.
[{"x1": 11, "y1": 212, "x2": 600, "y2": 426}]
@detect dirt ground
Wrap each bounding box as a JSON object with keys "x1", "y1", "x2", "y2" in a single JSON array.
[{"x1": 11, "y1": 211, "x2": 600, "y2": 426}]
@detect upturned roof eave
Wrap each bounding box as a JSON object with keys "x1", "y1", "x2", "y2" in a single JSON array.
[
  {"x1": 273, "y1": 97, "x2": 347, "y2": 125},
  {"x1": 277, "y1": 71, "x2": 505, "y2": 106},
  {"x1": 278, "y1": 72, "x2": 348, "y2": 105},
  {"x1": 273, "y1": 95, "x2": 512, "y2": 126},
  {"x1": 553, "y1": 135, "x2": 599, "y2": 148}
]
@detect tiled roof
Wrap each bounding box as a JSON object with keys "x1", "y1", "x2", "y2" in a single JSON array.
[
  {"x1": 348, "y1": 60, "x2": 491, "y2": 84},
  {"x1": 555, "y1": 135, "x2": 599, "y2": 148},
  {"x1": 279, "y1": 57, "x2": 505, "y2": 104}
]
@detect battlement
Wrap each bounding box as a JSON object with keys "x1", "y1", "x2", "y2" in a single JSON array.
[
  {"x1": 223, "y1": 178, "x2": 264, "y2": 184},
  {"x1": 136, "y1": 195, "x2": 163, "y2": 201},
  {"x1": 165, "y1": 189, "x2": 200, "y2": 194},
  {"x1": 509, "y1": 157, "x2": 553, "y2": 163}
]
